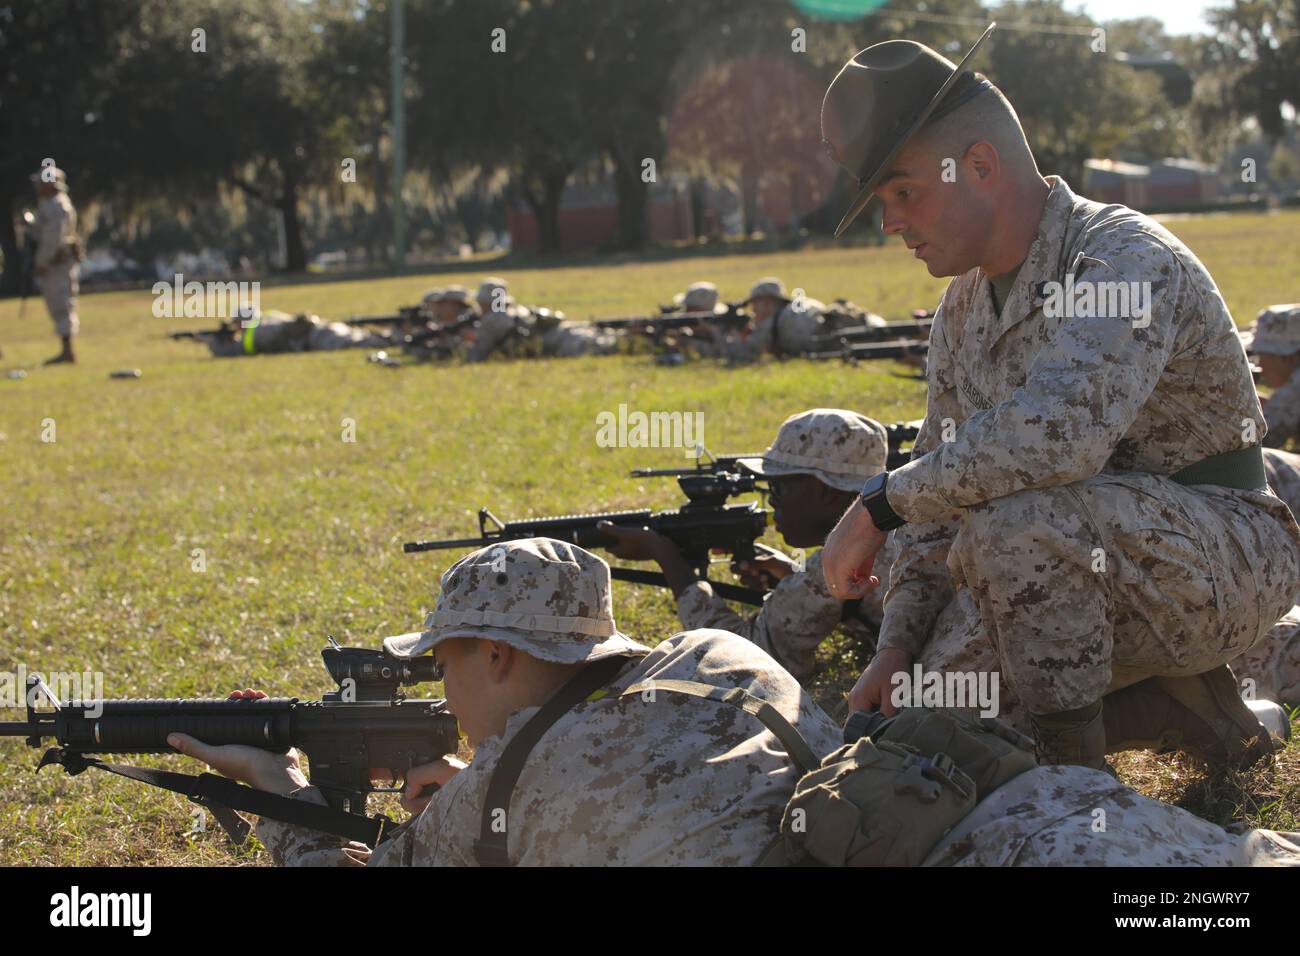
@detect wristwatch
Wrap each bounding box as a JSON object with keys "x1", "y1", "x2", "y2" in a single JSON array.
[{"x1": 859, "y1": 472, "x2": 906, "y2": 531}]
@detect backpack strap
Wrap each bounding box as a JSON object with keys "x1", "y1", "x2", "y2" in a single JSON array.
[
  {"x1": 619, "y1": 679, "x2": 819, "y2": 776},
  {"x1": 472, "y1": 654, "x2": 632, "y2": 867}
]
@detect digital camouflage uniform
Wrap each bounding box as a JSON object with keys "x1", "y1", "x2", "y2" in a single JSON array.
[
  {"x1": 923, "y1": 763, "x2": 1300, "y2": 866},
  {"x1": 1264, "y1": 447, "x2": 1300, "y2": 519},
  {"x1": 33, "y1": 185, "x2": 80, "y2": 338},
  {"x1": 676, "y1": 409, "x2": 893, "y2": 682},
  {"x1": 723, "y1": 299, "x2": 828, "y2": 364},
  {"x1": 538, "y1": 318, "x2": 619, "y2": 358},
  {"x1": 880, "y1": 177, "x2": 1300, "y2": 717},
  {"x1": 1245, "y1": 305, "x2": 1300, "y2": 450},
  {"x1": 204, "y1": 310, "x2": 314, "y2": 357},
  {"x1": 255, "y1": 538, "x2": 842, "y2": 866},
  {"x1": 306, "y1": 320, "x2": 389, "y2": 352},
  {"x1": 892, "y1": 445, "x2": 1300, "y2": 734},
  {"x1": 466, "y1": 305, "x2": 524, "y2": 362}
]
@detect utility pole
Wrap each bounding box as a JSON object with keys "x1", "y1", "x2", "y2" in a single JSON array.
[{"x1": 390, "y1": 0, "x2": 406, "y2": 269}]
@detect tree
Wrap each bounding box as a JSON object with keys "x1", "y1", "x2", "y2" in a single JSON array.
[
  {"x1": 0, "y1": 0, "x2": 138, "y2": 294},
  {"x1": 1200, "y1": 0, "x2": 1300, "y2": 141}
]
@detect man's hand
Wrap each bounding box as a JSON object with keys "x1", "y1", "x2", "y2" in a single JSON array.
[
  {"x1": 734, "y1": 546, "x2": 799, "y2": 591},
  {"x1": 167, "y1": 736, "x2": 308, "y2": 796},
  {"x1": 167, "y1": 688, "x2": 309, "y2": 796},
  {"x1": 847, "y1": 647, "x2": 913, "y2": 716},
  {"x1": 398, "y1": 757, "x2": 468, "y2": 816},
  {"x1": 597, "y1": 521, "x2": 675, "y2": 562},
  {"x1": 821, "y1": 502, "x2": 889, "y2": 599}
]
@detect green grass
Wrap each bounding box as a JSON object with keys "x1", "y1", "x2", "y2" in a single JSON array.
[{"x1": 2, "y1": 210, "x2": 1299, "y2": 864}]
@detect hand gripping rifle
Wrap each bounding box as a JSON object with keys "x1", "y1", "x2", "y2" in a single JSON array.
[
  {"x1": 403, "y1": 473, "x2": 770, "y2": 606},
  {"x1": 0, "y1": 642, "x2": 459, "y2": 846}
]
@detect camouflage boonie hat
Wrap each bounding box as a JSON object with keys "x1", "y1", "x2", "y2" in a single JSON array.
[
  {"x1": 1241, "y1": 304, "x2": 1300, "y2": 357},
  {"x1": 477, "y1": 277, "x2": 509, "y2": 301},
  {"x1": 30, "y1": 166, "x2": 68, "y2": 191},
  {"x1": 384, "y1": 538, "x2": 651, "y2": 665},
  {"x1": 420, "y1": 287, "x2": 444, "y2": 306},
  {"x1": 743, "y1": 277, "x2": 791, "y2": 305},
  {"x1": 675, "y1": 281, "x2": 728, "y2": 314},
  {"x1": 436, "y1": 284, "x2": 473, "y2": 305},
  {"x1": 736, "y1": 409, "x2": 888, "y2": 492}
]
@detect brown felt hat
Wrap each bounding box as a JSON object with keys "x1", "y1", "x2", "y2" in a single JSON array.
[{"x1": 821, "y1": 23, "x2": 997, "y2": 237}]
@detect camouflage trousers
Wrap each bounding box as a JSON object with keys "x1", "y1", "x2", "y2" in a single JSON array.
[
  {"x1": 917, "y1": 592, "x2": 1300, "y2": 737},
  {"x1": 1232, "y1": 605, "x2": 1300, "y2": 707},
  {"x1": 39, "y1": 267, "x2": 79, "y2": 337},
  {"x1": 944, "y1": 473, "x2": 1300, "y2": 715}
]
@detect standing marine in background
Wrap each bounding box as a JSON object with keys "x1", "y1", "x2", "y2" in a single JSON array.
[{"x1": 30, "y1": 166, "x2": 83, "y2": 365}]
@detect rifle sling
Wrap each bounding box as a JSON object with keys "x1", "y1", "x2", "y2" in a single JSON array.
[
  {"x1": 43, "y1": 750, "x2": 395, "y2": 847},
  {"x1": 473, "y1": 654, "x2": 632, "y2": 867}
]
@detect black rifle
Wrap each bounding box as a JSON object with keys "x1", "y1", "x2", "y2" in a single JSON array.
[
  {"x1": 591, "y1": 305, "x2": 751, "y2": 335},
  {"x1": 403, "y1": 473, "x2": 770, "y2": 605},
  {"x1": 404, "y1": 309, "x2": 479, "y2": 356},
  {"x1": 629, "y1": 447, "x2": 765, "y2": 479},
  {"x1": 812, "y1": 318, "x2": 933, "y2": 348},
  {"x1": 16, "y1": 217, "x2": 37, "y2": 320},
  {"x1": 807, "y1": 339, "x2": 930, "y2": 364},
  {"x1": 885, "y1": 421, "x2": 922, "y2": 470},
  {"x1": 0, "y1": 642, "x2": 459, "y2": 846},
  {"x1": 345, "y1": 304, "x2": 434, "y2": 328}
]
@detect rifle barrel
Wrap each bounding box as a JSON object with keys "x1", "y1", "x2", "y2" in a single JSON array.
[{"x1": 404, "y1": 536, "x2": 495, "y2": 553}]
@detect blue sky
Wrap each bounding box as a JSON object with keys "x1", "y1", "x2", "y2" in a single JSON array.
[{"x1": 1074, "y1": 0, "x2": 1217, "y2": 36}]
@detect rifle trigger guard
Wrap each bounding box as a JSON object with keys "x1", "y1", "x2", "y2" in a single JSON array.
[{"x1": 36, "y1": 747, "x2": 91, "y2": 776}]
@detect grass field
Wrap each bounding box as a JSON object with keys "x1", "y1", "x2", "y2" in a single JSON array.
[{"x1": 2, "y1": 210, "x2": 1300, "y2": 865}]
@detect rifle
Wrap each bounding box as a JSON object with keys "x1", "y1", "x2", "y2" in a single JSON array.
[
  {"x1": 403, "y1": 473, "x2": 770, "y2": 606},
  {"x1": 629, "y1": 447, "x2": 764, "y2": 478},
  {"x1": 168, "y1": 326, "x2": 230, "y2": 341},
  {"x1": 885, "y1": 421, "x2": 922, "y2": 470},
  {"x1": 813, "y1": 318, "x2": 932, "y2": 347},
  {"x1": 404, "y1": 309, "x2": 479, "y2": 356},
  {"x1": 0, "y1": 641, "x2": 459, "y2": 847},
  {"x1": 807, "y1": 339, "x2": 930, "y2": 364},
  {"x1": 17, "y1": 212, "x2": 36, "y2": 320},
  {"x1": 591, "y1": 305, "x2": 751, "y2": 335},
  {"x1": 345, "y1": 304, "x2": 433, "y2": 329}
]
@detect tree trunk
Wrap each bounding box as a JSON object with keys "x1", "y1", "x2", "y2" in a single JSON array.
[
  {"x1": 690, "y1": 177, "x2": 706, "y2": 240},
  {"x1": 278, "y1": 168, "x2": 307, "y2": 273},
  {"x1": 0, "y1": 190, "x2": 20, "y2": 296},
  {"x1": 371, "y1": 115, "x2": 389, "y2": 264},
  {"x1": 539, "y1": 170, "x2": 567, "y2": 254},
  {"x1": 609, "y1": 147, "x2": 649, "y2": 250},
  {"x1": 740, "y1": 161, "x2": 760, "y2": 236},
  {"x1": 521, "y1": 179, "x2": 562, "y2": 256}
]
